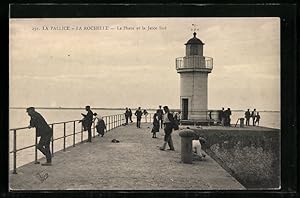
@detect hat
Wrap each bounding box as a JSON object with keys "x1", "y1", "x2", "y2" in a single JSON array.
[{"x1": 26, "y1": 107, "x2": 35, "y2": 112}]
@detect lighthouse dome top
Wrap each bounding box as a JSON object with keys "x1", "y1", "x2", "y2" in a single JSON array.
[{"x1": 185, "y1": 32, "x2": 204, "y2": 45}]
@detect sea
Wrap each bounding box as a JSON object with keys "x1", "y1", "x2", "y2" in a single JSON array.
[{"x1": 8, "y1": 108, "x2": 280, "y2": 170}]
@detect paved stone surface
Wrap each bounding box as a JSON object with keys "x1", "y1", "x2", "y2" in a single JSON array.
[{"x1": 10, "y1": 123, "x2": 245, "y2": 190}]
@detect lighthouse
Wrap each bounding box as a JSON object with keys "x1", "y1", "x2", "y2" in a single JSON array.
[{"x1": 176, "y1": 32, "x2": 213, "y2": 122}]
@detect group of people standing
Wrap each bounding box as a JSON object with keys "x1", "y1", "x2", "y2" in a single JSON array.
[
  {"x1": 80, "y1": 106, "x2": 107, "y2": 142},
  {"x1": 124, "y1": 108, "x2": 133, "y2": 125},
  {"x1": 26, "y1": 106, "x2": 107, "y2": 165},
  {"x1": 245, "y1": 108, "x2": 261, "y2": 126},
  {"x1": 150, "y1": 105, "x2": 180, "y2": 150},
  {"x1": 124, "y1": 107, "x2": 149, "y2": 128},
  {"x1": 218, "y1": 107, "x2": 261, "y2": 127},
  {"x1": 24, "y1": 104, "x2": 190, "y2": 166},
  {"x1": 218, "y1": 107, "x2": 232, "y2": 127}
]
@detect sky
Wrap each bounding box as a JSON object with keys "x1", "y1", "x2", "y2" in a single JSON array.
[{"x1": 9, "y1": 18, "x2": 280, "y2": 111}]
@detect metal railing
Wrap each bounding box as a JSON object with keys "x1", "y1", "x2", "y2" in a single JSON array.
[
  {"x1": 9, "y1": 113, "x2": 125, "y2": 174},
  {"x1": 176, "y1": 56, "x2": 213, "y2": 71}
]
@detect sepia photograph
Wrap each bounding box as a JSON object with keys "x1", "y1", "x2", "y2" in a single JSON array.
[{"x1": 9, "y1": 17, "x2": 281, "y2": 190}]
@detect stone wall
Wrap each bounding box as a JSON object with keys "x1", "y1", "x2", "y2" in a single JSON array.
[{"x1": 193, "y1": 127, "x2": 280, "y2": 189}]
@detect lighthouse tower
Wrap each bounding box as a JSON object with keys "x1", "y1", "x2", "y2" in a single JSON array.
[{"x1": 176, "y1": 32, "x2": 213, "y2": 121}]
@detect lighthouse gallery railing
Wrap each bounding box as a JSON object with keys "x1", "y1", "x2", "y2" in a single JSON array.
[{"x1": 176, "y1": 56, "x2": 213, "y2": 70}]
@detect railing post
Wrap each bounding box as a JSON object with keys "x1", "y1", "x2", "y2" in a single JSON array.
[
  {"x1": 12, "y1": 130, "x2": 17, "y2": 174},
  {"x1": 105, "y1": 116, "x2": 107, "y2": 133},
  {"x1": 73, "y1": 121, "x2": 75, "y2": 147},
  {"x1": 63, "y1": 123, "x2": 66, "y2": 151},
  {"x1": 34, "y1": 128, "x2": 39, "y2": 164},
  {"x1": 81, "y1": 124, "x2": 83, "y2": 143},
  {"x1": 51, "y1": 124, "x2": 54, "y2": 156},
  {"x1": 114, "y1": 115, "x2": 116, "y2": 128},
  {"x1": 116, "y1": 115, "x2": 118, "y2": 127},
  {"x1": 113, "y1": 115, "x2": 115, "y2": 129},
  {"x1": 118, "y1": 114, "x2": 119, "y2": 126},
  {"x1": 108, "y1": 116, "x2": 111, "y2": 131}
]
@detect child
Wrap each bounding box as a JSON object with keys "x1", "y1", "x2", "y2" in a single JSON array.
[
  {"x1": 151, "y1": 113, "x2": 159, "y2": 138},
  {"x1": 192, "y1": 135, "x2": 206, "y2": 160}
]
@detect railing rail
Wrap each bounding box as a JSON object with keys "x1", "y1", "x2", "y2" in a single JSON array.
[{"x1": 9, "y1": 113, "x2": 125, "y2": 174}]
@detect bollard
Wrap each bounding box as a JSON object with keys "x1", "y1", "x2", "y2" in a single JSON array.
[
  {"x1": 240, "y1": 118, "x2": 245, "y2": 128},
  {"x1": 179, "y1": 129, "x2": 195, "y2": 164}
]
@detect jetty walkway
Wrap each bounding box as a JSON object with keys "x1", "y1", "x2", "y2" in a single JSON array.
[{"x1": 10, "y1": 122, "x2": 245, "y2": 190}]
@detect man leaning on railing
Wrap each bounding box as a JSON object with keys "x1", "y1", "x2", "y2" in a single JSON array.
[{"x1": 27, "y1": 107, "x2": 53, "y2": 166}]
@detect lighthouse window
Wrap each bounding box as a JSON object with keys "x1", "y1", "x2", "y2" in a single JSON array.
[{"x1": 190, "y1": 45, "x2": 198, "y2": 55}]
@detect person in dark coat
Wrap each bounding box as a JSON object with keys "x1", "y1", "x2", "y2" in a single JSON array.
[
  {"x1": 173, "y1": 112, "x2": 180, "y2": 129},
  {"x1": 95, "y1": 114, "x2": 106, "y2": 137},
  {"x1": 160, "y1": 106, "x2": 175, "y2": 151},
  {"x1": 245, "y1": 109, "x2": 251, "y2": 126},
  {"x1": 156, "y1": 105, "x2": 164, "y2": 129},
  {"x1": 151, "y1": 113, "x2": 159, "y2": 138},
  {"x1": 251, "y1": 109, "x2": 257, "y2": 126},
  {"x1": 124, "y1": 107, "x2": 130, "y2": 125},
  {"x1": 79, "y1": 114, "x2": 88, "y2": 131},
  {"x1": 27, "y1": 107, "x2": 53, "y2": 166},
  {"x1": 128, "y1": 108, "x2": 133, "y2": 123},
  {"x1": 224, "y1": 108, "x2": 232, "y2": 126},
  {"x1": 81, "y1": 106, "x2": 94, "y2": 142},
  {"x1": 218, "y1": 107, "x2": 225, "y2": 126},
  {"x1": 255, "y1": 112, "x2": 261, "y2": 126},
  {"x1": 134, "y1": 107, "x2": 143, "y2": 128}
]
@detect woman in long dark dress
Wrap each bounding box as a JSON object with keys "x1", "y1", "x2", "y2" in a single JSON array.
[
  {"x1": 95, "y1": 115, "x2": 106, "y2": 137},
  {"x1": 151, "y1": 113, "x2": 159, "y2": 138}
]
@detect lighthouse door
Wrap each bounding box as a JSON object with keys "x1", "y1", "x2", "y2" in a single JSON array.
[{"x1": 182, "y1": 99, "x2": 189, "y2": 120}]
